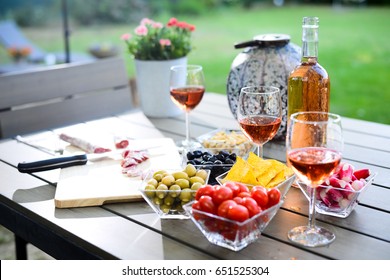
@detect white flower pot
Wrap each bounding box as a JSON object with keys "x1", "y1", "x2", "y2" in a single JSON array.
[{"x1": 135, "y1": 57, "x2": 187, "y2": 117}]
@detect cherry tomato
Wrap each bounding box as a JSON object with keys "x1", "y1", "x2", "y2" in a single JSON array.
[
  {"x1": 267, "y1": 188, "x2": 281, "y2": 208},
  {"x1": 233, "y1": 196, "x2": 244, "y2": 205},
  {"x1": 212, "y1": 185, "x2": 233, "y2": 206},
  {"x1": 223, "y1": 182, "x2": 240, "y2": 197},
  {"x1": 227, "y1": 204, "x2": 249, "y2": 222},
  {"x1": 251, "y1": 186, "x2": 269, "y2": 208},
  {"x1": 191, "y1": 200, "x2": 203, "y2": 220},
  {"x1": 221, "y1": 229, "x2": 237, "y2": 241},
  {"x1": 235, "y1": 182, "x2": 250, "y2": 193},
  {"x1": 195, "y1": 184, "x2": 215, "y2": 201},
  {"x1": 217, "y1": 200, "x2": 237, "y2": 218},
  {"x1": 204, "y1": 218, "x2": 219, "y2": 232},
  {"x1": 237, "y1": 191, "x2": 251, "y2": 198},
  {"x1": 242, "y1": 197, "x2": 262, "y2": 217},
  {"x1": 198, "y1": 195, "x2": 216, "y2": 214}
]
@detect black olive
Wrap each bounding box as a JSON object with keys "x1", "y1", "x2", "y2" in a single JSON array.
[
  {"x1": 225, "y1": 158, "x2": 235, "y2": 165},
  {"x1": 193, "y1": 150, "x2": 203, "y2": 158},
  {"x1": 186, "y1": 151, "x2": 195, "y2": 160},
  {"x1": 216, "y1": 153, "x2": 225, "y2": 161},
  {"x1": 228, "y1": 153, "x2": 237, "y2": 161}
]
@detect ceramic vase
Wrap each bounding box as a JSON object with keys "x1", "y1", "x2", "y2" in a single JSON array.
[{"x1": 135, "y1": 57, "x2": 187, "y2": 117}]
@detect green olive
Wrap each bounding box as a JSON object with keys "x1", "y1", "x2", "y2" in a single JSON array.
[
  {"x1": 184, "y1": 164, "x2": 197, "y2": 177},
  {"x1": 144, "y1": 184, "x2": 156, "y2": 198},
  {"x1": 172, "y1": 171, "x2": 189, "y2": 180},
  {"x1": 190, "y1": 182, "x2": 202, "y2": 196},
  {"x1": 163, "y1": 195, "x2": 175, "y2": 206},
  {"x1": 156, "y1": 184, "x2": 168, "y2": 199},
  {"x1": 153, "y1": 173, "x2": 163, "y2": 182},
  {"x1": 196, "y1": 169, "x2": 209, "y2": 181},
  {"x1": 175, "y1": 178, "x2": 190, "y2": 189},
  {"x1": 161, "y1": 174, "x2": 175, "y2": 187},
  {"x1": 147, "y1": 178, "x2": 158, "y2": 187},
  {"x1": 169, "y1": 184, "x2": 181, "y2": 197},
  {"x1": 160, "y1": 204, "x2": 171, "y2": 214},
  {"x1": 152, "y1": 196, "x2": 163, "y2": 205},
  {"x1": 179, "y1": 188, "x2": 192, "y2": 202},
  {"x1": 189, "y1": 176, "x2": 205, "y2": 186}
]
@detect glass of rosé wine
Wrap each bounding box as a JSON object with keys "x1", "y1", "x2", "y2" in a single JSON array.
[
  {"x1": 286, "y1": 112, "x2": 343, "y2": 247},
  {"x1": 170, "y1": 65, "x2": 205, "y2": 149},
  {"x1": 237, "y1": 85, "x2": 282, "y2": 159}
]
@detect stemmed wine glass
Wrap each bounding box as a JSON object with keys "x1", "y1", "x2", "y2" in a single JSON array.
[
  {"x1": 170, "y1": 65, "x2": 205, "y2": 149},
  {"x1": 237, "y1": 85, "x2": 282, "y2": 159},
  {"x1": 286, "y1": 112, "x2": 343, "y2": 247}
]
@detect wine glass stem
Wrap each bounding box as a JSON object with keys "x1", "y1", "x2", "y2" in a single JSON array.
[
  {"x1": 257, "y1": 144, "x2": 263, "y2": 159},
  {"x1": 185, "y1": 111, "x2": 190, "y2": 145},
  {"x1": 308, "y1": 186, "x2": 317, "y2": 229}
]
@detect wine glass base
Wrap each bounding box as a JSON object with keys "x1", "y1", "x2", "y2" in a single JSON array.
[
  {"x1": 288, "y1": 225, "x2": 335, "y2": 247},
  {"x1": 175, "y1": 140, "x2": 201, "y2": 152}
]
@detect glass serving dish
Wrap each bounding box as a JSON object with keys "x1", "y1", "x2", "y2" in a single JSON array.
[
  {"x1": 298, "y1": 172, "x2": 377, "y2": 218},
  {"x1": 182, "y1": 148, "x2": 237, "y2": 185},
  {"x1": 216, "y1": 171, "x2": 296, "y2": 200},
  {"x1": 196, "y1": 128, "x2": 255, "y2": 157},
  {"x1": 183, "y1": 199, "x2": 284, "y2": 251},
  {"x1": 139, "y1": 167, "x2": 210, "y2": 219}
]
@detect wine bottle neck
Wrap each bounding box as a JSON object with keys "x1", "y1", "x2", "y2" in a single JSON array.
[{"x1": 301, "y1": 17, "x2": 319, "y2": 62}]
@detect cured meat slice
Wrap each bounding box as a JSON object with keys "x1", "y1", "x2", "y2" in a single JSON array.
[
  {"x1": 59, "y1": 133, "x2": 111, "y2": 154},
  {"x1": 120, "y1": 150, "x2": 150, "y2": 177}
]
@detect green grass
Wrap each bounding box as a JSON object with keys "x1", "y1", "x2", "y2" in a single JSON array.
[{"x1": 2, "y1": 5, "x2": 389, "y2": 124}]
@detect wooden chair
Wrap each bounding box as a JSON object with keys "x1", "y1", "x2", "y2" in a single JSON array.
[{"x1": 0, "y1": 56, "x2": 133, "y2": 139}]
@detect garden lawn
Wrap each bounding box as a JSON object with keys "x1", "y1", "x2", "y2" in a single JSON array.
[{"x1": 1, "y1": 5, "x2": 389, "y2": 124}]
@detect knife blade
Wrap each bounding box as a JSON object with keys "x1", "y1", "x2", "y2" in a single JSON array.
[{"x1": 17, "y1": 146, "x2": 162, "y2": 173}]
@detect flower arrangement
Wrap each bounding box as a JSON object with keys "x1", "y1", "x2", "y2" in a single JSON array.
[
  {"x1": 7, "y1": 46, "x2": 31, "y2": 62},
  {"x1": 121, "y1": 17, "x2": 195, "y2": 61}
]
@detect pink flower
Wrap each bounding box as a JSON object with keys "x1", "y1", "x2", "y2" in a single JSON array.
[
  {"x1": 175, "y1": 21, "x2": 195, "y2": 31},
  {"x1": 135, "y1": 25, "x2": 148, "y2": 36},
  {"x1": 159, "y1": 39, "x2": 171, "y2": 46},
  {"x1": 120, "y1": 33, "x2": 132, "y2": 41},
  {"x1": 188, "y1": 24, "x2": 196, "y2": 32},
  {"x1": 140, "y1": 18, "x2": 153, "y2": 25},
  {"x1": 167, "y1": 17, "x2": 178, "y2": 27},
  {"x1": 152, "y1": 22, "x2": 163, "y2": 29}
]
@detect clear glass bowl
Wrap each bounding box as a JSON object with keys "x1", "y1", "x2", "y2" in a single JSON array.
[
  {"x1": 216, "y1": 171, "x2": 296, "y2": 200},
  {"x1": 183, "y1": 199, "x2": 284, "y2": 251},
  {"x1": 182, "y1": 148, "x2": 236, "y2": 185},
  {"x1": 139, "y1": 168, "x2": 210, "y2": 219},
  {"x1": 196, "y1": 128, "x2": 255, "y2": 157},
  {"x1": 298, "y1": 172, "x2": 377, "y2": 218}
]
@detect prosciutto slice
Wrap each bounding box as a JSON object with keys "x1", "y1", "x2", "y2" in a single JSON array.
[
  {"x1": 59, "y1": 133, "x2": 111, "y2": 154},
  {"x1": 120, "y1": 150, "x2": 150, "y2": 177}
]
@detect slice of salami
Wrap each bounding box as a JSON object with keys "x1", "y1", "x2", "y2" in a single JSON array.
[
  {"x1": 59, "y1": 133, "x2": 111, "y2": 154},
  {"x1": 120, "y1": 150, "x2": 150, "y2": 177}
]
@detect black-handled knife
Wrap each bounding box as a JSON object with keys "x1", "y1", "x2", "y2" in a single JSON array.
[
  {"x1": 17, "y1": 145, "x2": 163, "y2": 173},
  {"x1": 17, "y1": 154, "x2": 88, "y2": 173}
]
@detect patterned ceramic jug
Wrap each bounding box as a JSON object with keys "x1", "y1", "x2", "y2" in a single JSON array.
[{"x1": 227, "y1": 34, "x2": 301, "y2": 140}]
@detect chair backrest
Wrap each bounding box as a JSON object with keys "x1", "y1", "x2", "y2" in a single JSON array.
[
  {"x1": 0, "y1": 56, "x2": 133, "y2": 138},
  {"x1": 0, "y1": 20, "x2": 46, "y2": 62}
]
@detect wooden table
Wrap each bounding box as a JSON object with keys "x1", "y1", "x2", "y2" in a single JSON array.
[{"x1": 0, "y1": 93, "x2": 389, "y2": 260}]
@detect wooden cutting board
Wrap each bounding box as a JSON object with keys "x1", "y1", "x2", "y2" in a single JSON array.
[{"x1": 54, "y1": 138, "x2": 182, "y2": 208}]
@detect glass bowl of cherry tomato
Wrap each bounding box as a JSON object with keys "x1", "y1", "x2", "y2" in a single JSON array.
[{"x1": 183, "y1": 181, "x2": 289, "y2": 251}]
